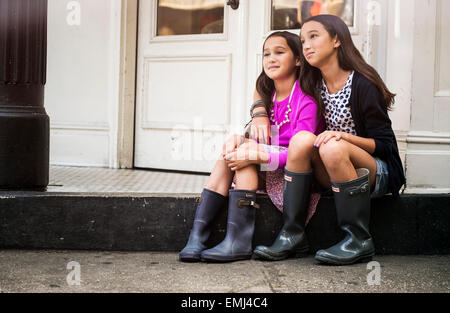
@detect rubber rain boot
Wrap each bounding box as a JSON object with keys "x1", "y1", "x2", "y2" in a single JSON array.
[
  {"x1": 253, "y1": 169, "x2": 312, "y2": 261},
  {"x1": 200, "y1": 189, "x2": 259, "y2": 262},
  {"x1": 315, "y1": 168, "x2": 375, "y2": 265},
  {"x1": 179, "y1": 188, "x2": 227, "y2": 262}
]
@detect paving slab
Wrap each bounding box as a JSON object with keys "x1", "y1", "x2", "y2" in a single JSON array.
[{"x1": 0, "y1": 250, "x2": 448, "y2": 293}]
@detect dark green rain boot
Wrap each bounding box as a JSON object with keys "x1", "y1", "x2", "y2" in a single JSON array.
[
  {"x1": 253, "y1": 169, "x2": 312, "y2": 261},
  {"x1": 315, "y1": 168, "x2": 375, "y2": 265}
]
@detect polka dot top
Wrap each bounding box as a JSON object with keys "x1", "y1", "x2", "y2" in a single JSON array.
[{"x1": 321, "y1": 71, "x2": 357, "y2": 135}]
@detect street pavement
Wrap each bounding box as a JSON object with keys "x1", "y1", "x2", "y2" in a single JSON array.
[{"x1": 0, "y1": 250, "x2": 448, "y2": 293}]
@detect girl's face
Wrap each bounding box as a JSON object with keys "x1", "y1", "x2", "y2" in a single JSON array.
[
  {"x1": 300, "y1": 21, "x2": 341, "y2": 68},
  {"x1": 263, "y1": 36, "x2": 300, "y2": 81}
]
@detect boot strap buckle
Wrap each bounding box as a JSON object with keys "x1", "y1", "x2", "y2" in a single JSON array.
[
  {"x1": 346, "y1": 183, "x2": 370, "y2": 196},
  {"x1": 237, "y1": 199, "x2": 260, "y2": 209}
]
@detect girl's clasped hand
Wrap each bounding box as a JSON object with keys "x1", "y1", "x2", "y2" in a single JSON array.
[
  {"x1": 313, "y1": 131, "x2": 346, "y2": 148},
  {"x1": 222, "y1": 140, "x2": 263, "y2": 171}
]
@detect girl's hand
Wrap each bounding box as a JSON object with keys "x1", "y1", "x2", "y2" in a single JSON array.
[
  {"x1": 222, "y1": 134, "x2": 243, "y2": 157},
  {"x1": 250, "y1": 116, "x2": 271, "y2": 145},
  {"x1": 314, "y1": 131, "x2": 346, "y2": 148},
  {"x1": 224, "y1": 142, "x2": 262, "y2": 171},
  {"x1": 239, "y1": 141, "x2": 264, "y2": 153}
]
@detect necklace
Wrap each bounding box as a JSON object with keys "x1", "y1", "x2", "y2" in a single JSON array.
[{"x1": 270, "y1": 81, "x2": 297, "y2": 129}]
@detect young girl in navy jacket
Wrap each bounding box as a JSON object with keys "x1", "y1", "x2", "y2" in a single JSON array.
[{"x1": 252, "y1": 15, "x2": 406, "y2": 265}]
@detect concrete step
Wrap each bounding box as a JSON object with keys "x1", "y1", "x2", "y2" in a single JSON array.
[{"x1": 1, "y1": 191, "x2": 449, "y2": 254}]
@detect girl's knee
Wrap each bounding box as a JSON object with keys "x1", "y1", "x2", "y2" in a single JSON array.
[
  {"x1": 288, "y1": 131, "x2": 316, "y2": 157},
  {"x1": 290, "y1": 131, "x2": 315, "y2": 147},
  {"x1": 222, "y1": 134, "x2": 242, "y2": 150},
  {"x1": 319, "y1": 139, "x2": 348, "y2": 167}
]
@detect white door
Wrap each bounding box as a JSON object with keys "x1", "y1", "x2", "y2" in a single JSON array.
[
  {"x1": 135, "y1": 0, "x2": 387, "y2": 173},
  {"x1": 135, "y1": 0, "x2": 248, "y2": 172}
]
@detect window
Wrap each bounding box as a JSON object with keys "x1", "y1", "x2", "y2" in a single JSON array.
[
  {"x1": 271, "y1": 0, "x2": 354, "y2": 30},
  {"x1": 157, "y1": 0, "x2": 225, "y2": 36}
]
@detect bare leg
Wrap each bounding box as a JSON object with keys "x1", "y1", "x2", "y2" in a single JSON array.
[
  {"x1": 319, "y1": 138, "x2": 377, "y2": 188},
  {"x1": 234, "y1": 165, "x2": 259, "y2": 190},
  {"x1": 286, "y1": 131, "x2": 331, "y2": 189},
  {"x1": 205, "y1": 154, "x2": 235, "y2": 197},
  {"x1": 286, "y1": 131, "x2": 315, "y2": 172},
  {"x1": 205, "y1": 135, "x2": 260, "y2": 196}
]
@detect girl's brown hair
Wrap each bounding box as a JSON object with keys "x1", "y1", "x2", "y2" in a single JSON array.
[
  {"x1": 299, "y1": 14, "x2": 395, "y2": 115},
  {"x1": 256, "y1": 31, "x2": 302, "y2": 114}
]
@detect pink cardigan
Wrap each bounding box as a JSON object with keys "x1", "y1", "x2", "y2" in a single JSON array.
[{"x1": 259, "y1": 81, "x2": 325, "y2": 170}]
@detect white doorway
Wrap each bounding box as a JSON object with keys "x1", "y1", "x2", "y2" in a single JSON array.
[
  {"x1": 134, "y1": 0, "x2": 248, "y2": 172},
  {"x1": 134, "y1": 0, "x2": 386, "y2": 173}
]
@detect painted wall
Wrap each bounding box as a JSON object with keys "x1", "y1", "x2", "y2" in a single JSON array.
[{"x1": 46, "y1": 0, "x2": 121, "y2": 167}]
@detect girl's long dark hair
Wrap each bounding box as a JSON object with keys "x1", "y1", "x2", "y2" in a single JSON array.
[
  {"x1": 256, "y1": 31, "x2": 302, "y2": 114},
  {"x1": 299, "y1": 14, "x2": 395, "y2": 114}
]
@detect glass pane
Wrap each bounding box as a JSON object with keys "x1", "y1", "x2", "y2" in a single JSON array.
[
  {"x1": 272, "y1": 0, "x2": 354, "y2": 30},
  {"x1": 157, "y1": 0, "x2": 224, "y2": 36}
]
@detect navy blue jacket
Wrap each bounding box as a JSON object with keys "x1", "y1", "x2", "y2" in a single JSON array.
[{"x1": 349, "y1": 71, "x2": 406, "y2": 197}]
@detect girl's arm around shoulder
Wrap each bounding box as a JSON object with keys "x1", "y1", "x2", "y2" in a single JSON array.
[{"x1": 293, "y1": 91, "x2": 321, "y2": 134}]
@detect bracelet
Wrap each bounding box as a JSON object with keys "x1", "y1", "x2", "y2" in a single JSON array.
[
  {"x1": 250, "y1": 100, "x2": 266, "y2": 117},
  {"x1": 251, "y1": 112, "x2": 269, "y2": 118}
]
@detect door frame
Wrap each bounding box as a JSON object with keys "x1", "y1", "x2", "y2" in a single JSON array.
[{"x1": 116, "y1": 0, "x2": 139, "y2": 169}]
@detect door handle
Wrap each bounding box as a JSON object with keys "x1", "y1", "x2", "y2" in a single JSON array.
[{"x1": 227, "y1": 0, "x2": 239, "y2": 10}]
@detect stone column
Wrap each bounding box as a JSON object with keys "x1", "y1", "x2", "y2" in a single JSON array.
[{"x1": 0, "y1": 0, "x2": 49, "y2": 191}]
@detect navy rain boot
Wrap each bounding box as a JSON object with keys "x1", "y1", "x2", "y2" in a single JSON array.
[
  {"x1": 200, "y1": 189, "x2": 259, "y2": 263},
  {"x1": 179, "y1": 188, "x2": 227, "y2": 262}
]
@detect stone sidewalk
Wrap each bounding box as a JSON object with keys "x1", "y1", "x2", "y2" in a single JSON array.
[{"x1": 0, "y1": 250, "x2": 448, "y2": 293}]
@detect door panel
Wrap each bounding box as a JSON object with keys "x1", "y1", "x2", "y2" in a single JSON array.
[{"x1": 135, "y1": 0, "x2": 244, "y2": 172}]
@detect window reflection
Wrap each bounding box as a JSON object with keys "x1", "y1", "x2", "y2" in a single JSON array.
[
  {"x1": 272, "y1": 0, "x2": 354, "y2": 30},
  {"x1": 157, "y1": 0, "x2": 224, "y2": 36}
]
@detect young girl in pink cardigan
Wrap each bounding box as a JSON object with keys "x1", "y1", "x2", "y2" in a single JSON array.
[{"x1": 179, "y1": 31, "x2": 324, "y2": 263}]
